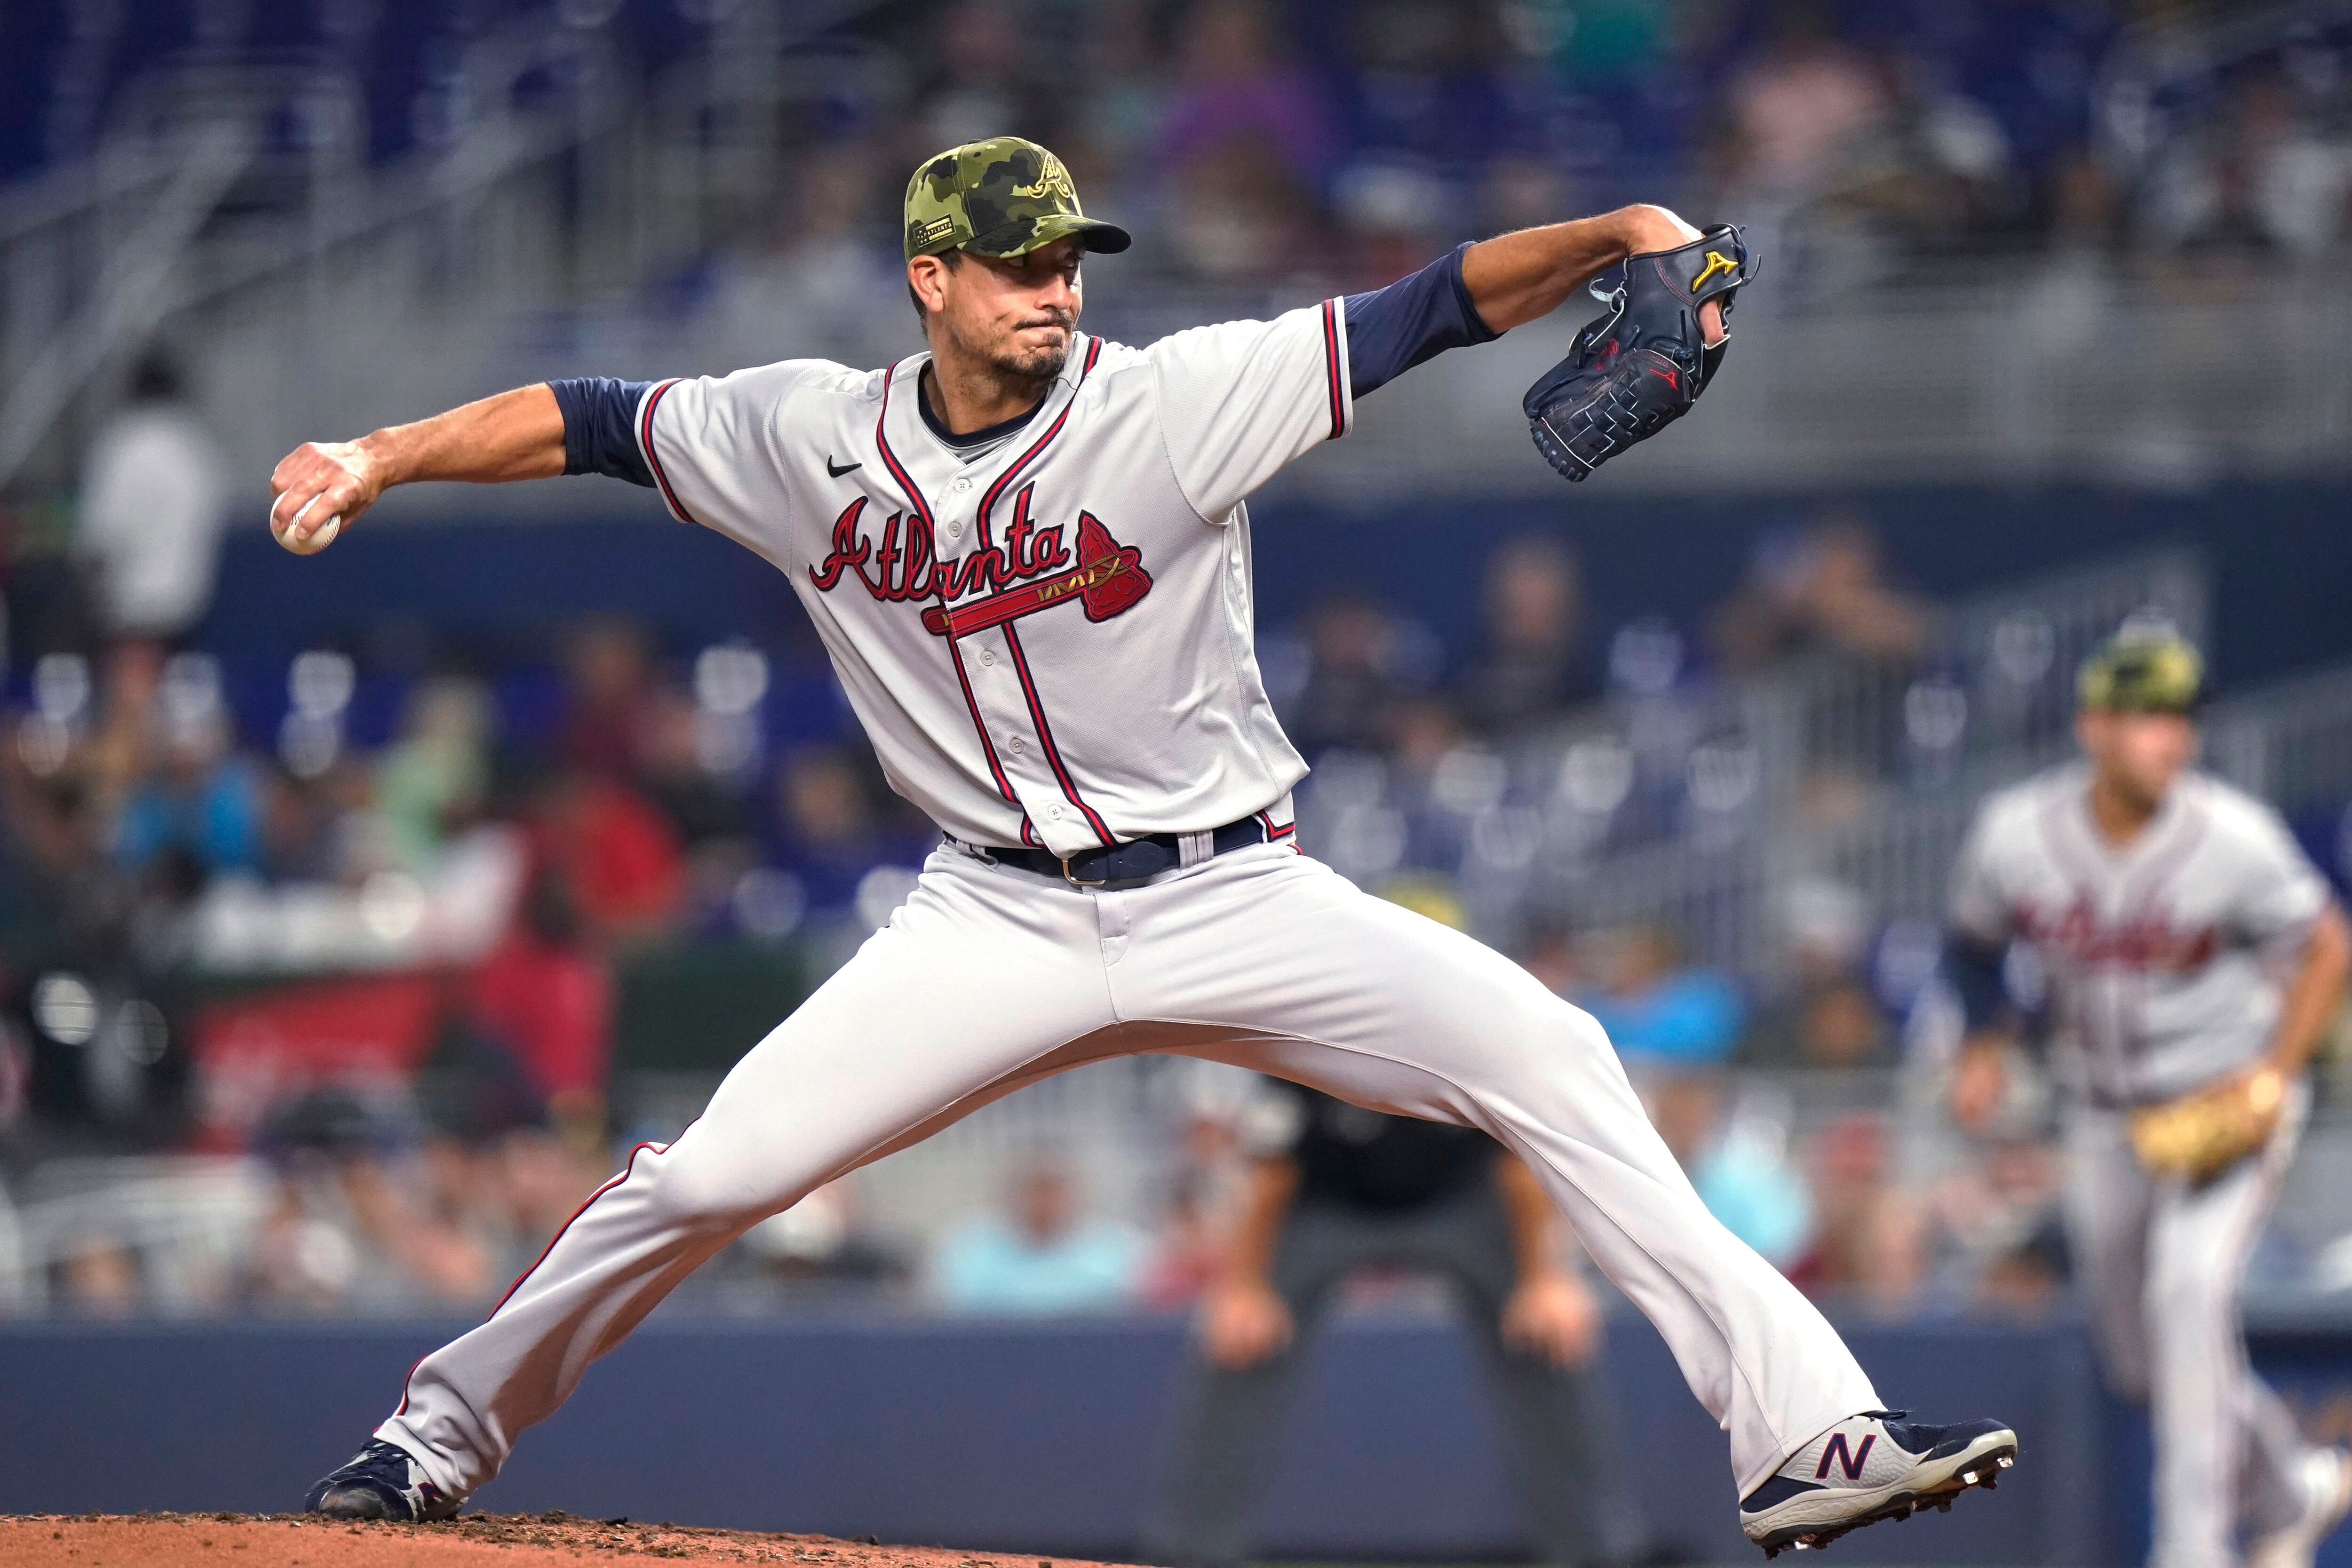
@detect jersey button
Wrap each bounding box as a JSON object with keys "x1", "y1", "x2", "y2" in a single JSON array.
[
  {"x1": 1007, "y1": 736, "x2": 1025, "y2": 755},
  {"x1": 979, "y1": 650, "x2": 995, "y2": 667},
  {"x1": 951, "y1": 476, "x2": 972, "y2": 493},
  {"x1": 1049, "y1": 805, "x2": 1063, "y2": 820},
  {"x1": 947, "y1": 519, "x2": 964, "y2": 538}
]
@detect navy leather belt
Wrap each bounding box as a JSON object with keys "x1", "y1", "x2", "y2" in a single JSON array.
[{"x1": 955, "y1": 814, "x2": 1284, "y2": 890}]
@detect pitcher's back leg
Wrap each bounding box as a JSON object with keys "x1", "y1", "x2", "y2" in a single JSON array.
[{"x1": 377, "y1": 852, "x2": 1120, "y2": 1500}]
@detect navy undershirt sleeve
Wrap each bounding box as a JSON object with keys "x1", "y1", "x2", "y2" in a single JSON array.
[
  {"x1": 548, "y1": 377, "x2": 656, "y2": 487},
  {"x1": 1944, "y1": 931, "x2": 2013, "y2": 1035},
  {"x1": 1342, "y1": 244, "x2": 1500, "y2": 398}
]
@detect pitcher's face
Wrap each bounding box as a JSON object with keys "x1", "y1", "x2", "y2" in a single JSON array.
[{"x1": 914, "y1": 237, "x2": 1084, "y2": 383}]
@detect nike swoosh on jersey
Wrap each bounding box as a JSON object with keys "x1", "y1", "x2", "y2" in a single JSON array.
[{"x1": 826, "y1": 456, "x2": 862, "y2": 478}]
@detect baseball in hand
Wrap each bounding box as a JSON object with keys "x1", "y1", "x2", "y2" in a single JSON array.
[{"x1": 274, "y1": 496, "x2": 342, "y2": 555}]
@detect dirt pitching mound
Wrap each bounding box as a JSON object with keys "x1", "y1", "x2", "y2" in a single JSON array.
[{"x1": 0, "y1": 1512, "x2": 1145, "y2": 1568}]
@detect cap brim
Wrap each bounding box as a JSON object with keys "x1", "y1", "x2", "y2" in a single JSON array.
[{"x1": 967, "y1": 213, "x2": 1132, "y2": 258}]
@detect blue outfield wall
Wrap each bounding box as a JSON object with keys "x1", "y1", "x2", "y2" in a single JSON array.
[
  {"x1": 11, "y1": 1311, "x2": 2349, "y2": 1563},
  {"x1": 181, "y1": 482, "x2": 2352, "y2": 697}
]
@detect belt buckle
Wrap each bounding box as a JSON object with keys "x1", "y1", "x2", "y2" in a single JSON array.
[{"x1": 1059, "y1": 855, "x2": 1110, "y2": 889}]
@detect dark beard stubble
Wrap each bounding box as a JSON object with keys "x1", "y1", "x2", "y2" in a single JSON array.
[{"x1": 942, "y1": 312, "x2": 1071, "y2": 392}]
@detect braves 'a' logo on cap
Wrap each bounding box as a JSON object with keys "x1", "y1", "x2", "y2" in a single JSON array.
[{"x1": 1009, "y1": 151, "x2": 1077, "y2": 206}]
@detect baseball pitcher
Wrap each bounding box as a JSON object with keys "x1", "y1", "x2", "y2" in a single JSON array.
[
  {"x1": 278, "y1": 137, "x2": 2012, "y2": 1554},
  {"x1": 1945, "y1": 628, "x2": 2352, "y2": 1568}
]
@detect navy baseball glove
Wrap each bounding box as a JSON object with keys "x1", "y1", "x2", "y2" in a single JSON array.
[{"x1": 1524, "y1": 224, "x2": 1755, "y2": 483}]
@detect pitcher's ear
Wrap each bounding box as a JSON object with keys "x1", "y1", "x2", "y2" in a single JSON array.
[{"x1": 907, "y1": 255, "x2": 951, "y2": 318}]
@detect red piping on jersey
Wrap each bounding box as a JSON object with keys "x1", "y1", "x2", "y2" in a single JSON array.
[
  {"x1": 965, "y1": 337, "x2": 1115, "y2": 846},
  {"x1": 390, "y1": 1353, "x2": 427, "y2": 1418},
  {"x1": 485, "y1": 1138, "x2": 664, "y2": 1321},
  {"x1": 1001, "y1": 621, "x2": 1116, "y2": 846},
  {"x1": 937, "y1": 617, "x2": 1017, "y2": 803},
  {"x1": 392, "y1": 1122, "x2": 703, "y2": 1418},
  {"x1": 638, "y1": 380, "x2": 698, "y2": 525},
  {"x1": 873, "y1": 364, "x2": 936, "y2": 529},
  {"x1": 1259, "y1": 810, "x2": 1296, "y2": 841},
  {"x1": 878, "y1": 360, "x2": 1031, "y2": 840},
  {"x1": 2122, "y1": 791, "x2": 2211, "y2": 907},
  {"x1": 396, "y1": 1134, "x2": 667, "y2": 1415},
  {"x1": 1319, "y1": 300, "x2": 1345, "y2": 441},
  {"x1": 2037, "y1": 794, "x2": 2108, "y2": 894},
  {"x1": 975, "y1": 337, "x2": 1101, "y2": 548},
  {"x1": 2030, "y1": 794, "x2": 2141, "y2": 1105},
  {"x1": 947, "y1": 621, "x2": 1041, "y2": 847}
]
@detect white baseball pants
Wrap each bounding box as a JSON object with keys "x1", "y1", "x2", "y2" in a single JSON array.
[
  {"x1": 2064, "y1": 1089, "x2": 2314, "y2": 1568},
  {"x1": 381, "y1": 842, "x2": 1881, "y2": 1499}
]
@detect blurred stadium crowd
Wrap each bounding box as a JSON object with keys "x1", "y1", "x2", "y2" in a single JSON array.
[
  {"x1": 11, "y1": 424, "x2": 2347, "y2": 1326},
  {"x1": 10, "y1": 0, "x2": 2352, "y2": 308},
  {"x1": 4, "y1": 0, "x2": 2352, "y2": 1340}
]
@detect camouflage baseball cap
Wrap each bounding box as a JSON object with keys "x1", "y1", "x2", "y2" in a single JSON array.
[
  {"x1": 903, "y1": 136, "x2": 1131, "y2": 262},
  {"x1": 2079, "y1": 627, "x2": 2205, "y2": 713}
]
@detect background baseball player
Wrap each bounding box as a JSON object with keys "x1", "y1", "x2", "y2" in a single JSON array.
[
  {"x1": 1945, "y1": 627, "x2": 2352, "y2": 1568},
  {"x1": 272, "y1": 135, "x2": 2014, "y2": 1552},
  {"x1": 1144, "y1": 1075, "x2": 1646, "y2": 1568}
]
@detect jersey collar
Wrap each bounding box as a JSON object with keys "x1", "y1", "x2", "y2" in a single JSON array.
[
  {"x1": 899, "y1": 333, "x2": 1095, "y2": 455},
  {"x1": 914, "y1": 366, "x2": 1041, "y2": 452}
]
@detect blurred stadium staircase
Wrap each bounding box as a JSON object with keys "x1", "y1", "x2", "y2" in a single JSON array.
[
  {"x1": 1, "y1": 1, "x2": 2350, "y2": 504},
  {"x1": 0, "y1": 0, "x2": 888, "y2": 496}
]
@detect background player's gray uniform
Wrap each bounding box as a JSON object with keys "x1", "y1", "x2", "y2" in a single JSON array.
[{"x1": 1950, "y1": 764, "x2": 2330, "y2": 1568}]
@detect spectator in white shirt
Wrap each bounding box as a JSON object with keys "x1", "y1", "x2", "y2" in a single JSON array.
[{"x1": 79, "y1": 352, "x2": 232, "y2": 644}]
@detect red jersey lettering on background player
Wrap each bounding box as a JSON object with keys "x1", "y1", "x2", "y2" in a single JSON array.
[{"x1": 2012, "y1": 895, "x2": 2220, "y2": 974}]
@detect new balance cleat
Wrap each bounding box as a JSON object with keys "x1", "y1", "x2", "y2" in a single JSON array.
[
  {"x1": 1740, "y1": 1411, "x2": 2017, "y2": 1558},
  {"x1": 302, "y1": 1438, "x2": 461, "y2": 1522}
]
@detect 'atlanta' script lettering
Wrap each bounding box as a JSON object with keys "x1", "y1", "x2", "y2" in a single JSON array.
[
  {"x1": 2014, "y1": 896, "x2": 2219, "y2": 974},
  {"x1": 808, "y1": 486, "x2": 1069, "y2": 604}
]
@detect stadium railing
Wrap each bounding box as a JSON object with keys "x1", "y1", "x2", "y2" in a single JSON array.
[
  {"x1": 1530, "y1": 548, "x2": 2210, "y2": 976},
  {"x1": 0, "y1": 3, "x2": 893, "y2": 494},
  {"x1": 2206, "y1": 661, "x2": 2352, "y2": 815}
]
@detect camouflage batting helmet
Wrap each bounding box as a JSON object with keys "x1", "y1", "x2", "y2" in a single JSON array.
[
  {"x1": 903, "y1": 136, "x2": 1131, "y2": 262},
  {"x1": 2079, "y1": 626, "x2": 2204, "y2": 714}
]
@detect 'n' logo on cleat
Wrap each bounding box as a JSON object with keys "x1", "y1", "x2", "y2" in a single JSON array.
[{"x1": 1815, "y1": 1433, "x2": 1876, "y2": 1480}]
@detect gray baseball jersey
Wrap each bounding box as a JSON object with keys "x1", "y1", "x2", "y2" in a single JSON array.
[
  {"x1": 1948, "y1": 763, "x2": 2329, "y2": 1103},
  {"x1": 631, "y1": 307, "x2": 1352, "y2": 856}
]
